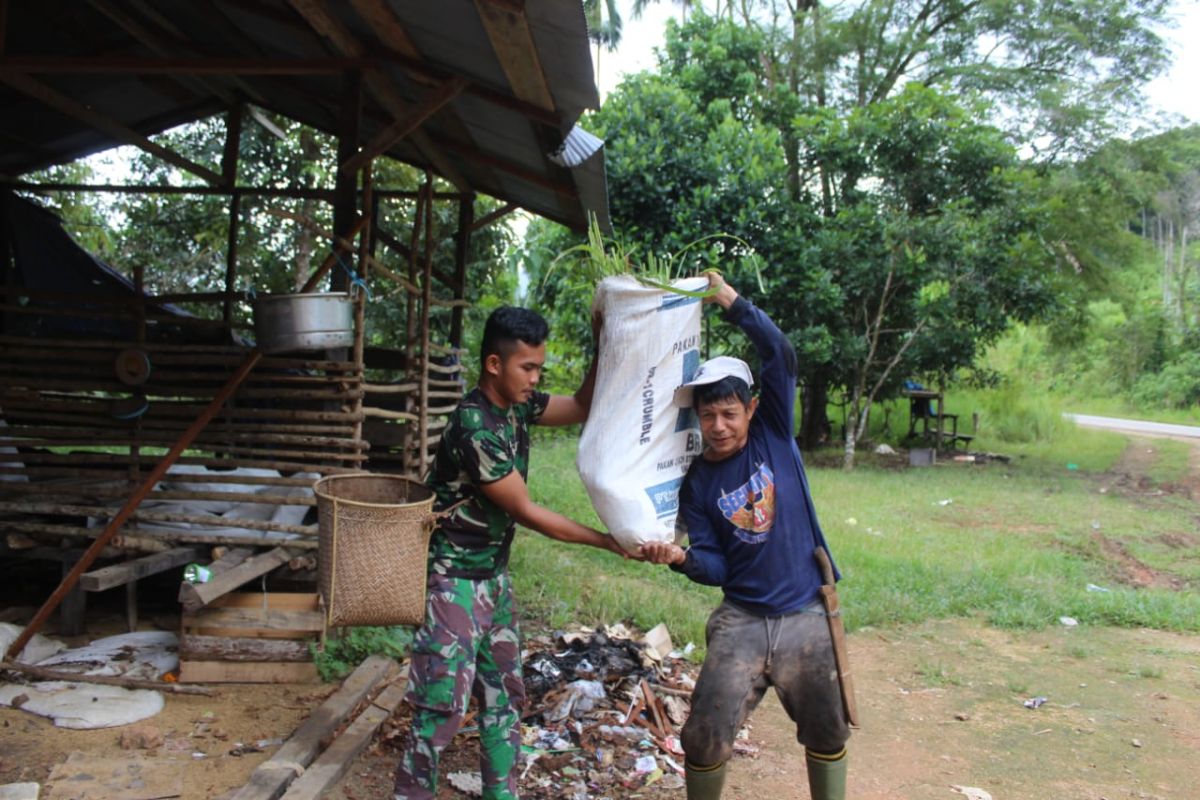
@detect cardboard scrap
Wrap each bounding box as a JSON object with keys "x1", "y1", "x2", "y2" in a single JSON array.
[{"x1": 640, "y1": 623, "x2": 674, "y2": 662}]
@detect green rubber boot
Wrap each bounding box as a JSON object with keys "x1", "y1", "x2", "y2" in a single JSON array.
[
  {"x1": 684, "y1": 760, "x2": 727, "y2": 800},
  {"x1": 805, "y1": 747, "x2": 848, "y2": 800}
]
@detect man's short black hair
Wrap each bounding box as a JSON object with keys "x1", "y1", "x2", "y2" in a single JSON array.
[
  {"x1": 693, "y1": 376, "x2": 753, "y2": 410},
  {"x1": 481, "y1": 306, "x2": 549, "y2": 363}
]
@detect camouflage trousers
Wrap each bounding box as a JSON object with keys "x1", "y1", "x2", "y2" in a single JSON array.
[{"x1": 393, "y1": 570, "x2": 525, "y2": 800}]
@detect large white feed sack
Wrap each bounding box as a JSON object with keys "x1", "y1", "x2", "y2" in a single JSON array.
[{"x1": 578, "y1": 275, "x2": 707, "y2": 552}]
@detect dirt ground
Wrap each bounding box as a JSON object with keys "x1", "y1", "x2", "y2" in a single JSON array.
[{"x1": 3, "y1": 435, "x2": 1199, "y2": 799}]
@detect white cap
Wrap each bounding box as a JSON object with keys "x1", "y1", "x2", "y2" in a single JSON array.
[{"x1": 672, "y1": 356, "x2": 754, "y2": 408}]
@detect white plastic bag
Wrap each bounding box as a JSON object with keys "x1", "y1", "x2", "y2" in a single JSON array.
[{"x1": 578, "y1": 275, "x2": 707, "y2": 552}]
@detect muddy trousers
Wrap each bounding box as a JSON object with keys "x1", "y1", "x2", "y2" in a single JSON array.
[
  {"x1": 393, "y1": 571, "x2": 525, "y2": 800},
  {"x1": 681, "y1": 599, "x2": 851, "y2": 800}
]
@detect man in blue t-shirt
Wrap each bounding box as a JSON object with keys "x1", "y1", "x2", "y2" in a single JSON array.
[{"x1": 642, "y1": 274, "x2": 851, "y2": 800}]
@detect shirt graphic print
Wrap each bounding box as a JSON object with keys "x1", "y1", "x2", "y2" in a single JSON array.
[{"x1": 716, "y1": 462, "x2": 776, "y2": 543}]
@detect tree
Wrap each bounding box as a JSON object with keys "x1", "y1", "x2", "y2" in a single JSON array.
[
  {"x1": 800, "y1": 85, "x2": 1060, "y2": 466},
  {"x1": 523, "y1": 64, "x2": 796, "y2": 392},
  {"x1": 580, "y1": 3, "x2": 1171, "y2": 460}
]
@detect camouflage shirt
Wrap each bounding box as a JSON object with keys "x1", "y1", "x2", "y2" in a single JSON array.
[{"x1": 425, "y1": 386, "x2": 550, "y2": 578}]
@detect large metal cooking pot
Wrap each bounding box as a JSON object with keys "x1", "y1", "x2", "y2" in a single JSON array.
[{"x1": 252, "y1": 292, "x2": 354, "y2": 354}]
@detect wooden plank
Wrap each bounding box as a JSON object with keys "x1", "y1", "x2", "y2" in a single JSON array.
[
  {"x1": 473, "y1": 0, "x2": 555, "y2": 110},
  {"x1": 177, "y1": 546, "x2": 250, "y2": 609},
  {"x1": 229, "y1": 654, "x2": 395, "y2": 800},
  {"x1": 279, "y1": 682, "x2": 407, "y2": 799},
  {"x1": 209, "y1": 592, "x2": 319, "y2": 611},
  {"x1": 183, "y1": 606, "x2": 322, "y2": 635},
  {"x1": 178, "y1": 547, "x2": 298, "y2": 613},
  {"x1": 80, "y1": 545, "x2": 203, "y2": 592},
  {"x1": 178, "y1": 660, "x2": 317, "y2": 684},
  {"x1": 179, "y1": 634, "x2": 312, "y2": 662}
]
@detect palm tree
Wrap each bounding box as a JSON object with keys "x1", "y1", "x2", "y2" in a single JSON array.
[{"x1": 584, "y1": 0, "x2": 624, "y2": 84}]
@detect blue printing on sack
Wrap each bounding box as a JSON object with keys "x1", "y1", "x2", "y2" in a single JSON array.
[
  {"x1": 645, "y1": 476, "x2": 685, "y2": 519},
  {"x1": 674, "y1": 349, "x2": 701, "y2": 432},
  {"x1": 658, "y1": 294, "x2": 700, "y2": 312}
]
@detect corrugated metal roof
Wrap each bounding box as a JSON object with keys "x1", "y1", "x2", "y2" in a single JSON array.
[{"x1": 0, "y1": 0, "x2": 608, "y2": 231}]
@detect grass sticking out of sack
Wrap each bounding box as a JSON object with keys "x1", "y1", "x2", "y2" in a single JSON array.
[{"x1": 548, "y1": 214, "x2": 764, "y2": 296}]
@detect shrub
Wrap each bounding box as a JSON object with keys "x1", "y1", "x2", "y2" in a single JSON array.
[
  {"x1": 311, "y1": 626, "x2": 415, "y2": 682},
  {"x1": 1132, "y1": 351, "x2": 1200, "y2": 409}
]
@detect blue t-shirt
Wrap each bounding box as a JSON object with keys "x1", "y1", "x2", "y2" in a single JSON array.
[{"x1": 673, "y1": 296, "x2": 838, "y2": 615}]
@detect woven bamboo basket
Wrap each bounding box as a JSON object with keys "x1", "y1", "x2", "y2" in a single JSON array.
[{"x1": 314, "y1": 473, "x2": 435, "y2": 627}]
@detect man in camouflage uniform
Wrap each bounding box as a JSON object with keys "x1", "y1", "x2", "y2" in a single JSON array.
[{"x1": 394, "y1": 306, "x2": 630, "y2": 800}]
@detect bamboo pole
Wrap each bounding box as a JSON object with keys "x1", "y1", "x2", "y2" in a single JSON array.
[
  {"x1": 361, "y1": 382, "x2": 419, "y2": 393},
  {"x1": 352, "y1": 161, "x2": 372, "y2": 468},
  {"x1": 0, "y1": 346, "x2": 359, "y2": 372},
  {"x1": 0, "y1": 502, "x2": 317, "y2": 535},
  {"x1": 7, "y1": 452, "x2": 361, "y2": 474},
  {"x1": 3, "y1": 521, "x2": 318, "y2": 551},
  {"x1": 0, "y1": 333, "x2": 255, "y2": 353},
  {"x1": 0, "y1": 425, "x2": 367, "y2": 449},
  {"x1": 0, "y1": 466, "x2": 317, "y2": 486},
  {"x1": 0, "y1": 483, "x2": 317, "y2": 506},
  {"x1": 361, "y1": 406, "x2": 418, "y2": 421},
  {"x1": 0, "y1": 377, "x2": 364, "y2": 399},
  {"x1": 0, "y1": 410, "x2": 355, "y2": 436},
  {"x1": 0, "y1": 302, "x2": 251, "y2": 329},
  {"x1": 4, "y1": 348, "x2": 263, "y2": 662},
  {"x1": 418, "y1": 178, "x2": 433, "y2": 475},
  {"x1": 0, "y1": 437, "x2": 366, "y2": 461},
  {"x1": 0, "y1": 660, "x2": 215, "y2": 696},
  {"x1": 0, "y1": 395, "x2": 365, "y2": 422}
]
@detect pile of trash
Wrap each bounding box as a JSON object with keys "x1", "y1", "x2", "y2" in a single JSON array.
[
  {"x1": 378, "y1": 622, "x2": 762, "y2": 798},
  {"x1": 511, "y1": 623, "x2": 694, "y2": 798}
]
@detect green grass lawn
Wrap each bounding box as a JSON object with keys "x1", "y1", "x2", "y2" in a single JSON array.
[{"x1": 514, "y1": 432, "x2": 1200, "y2": 658}]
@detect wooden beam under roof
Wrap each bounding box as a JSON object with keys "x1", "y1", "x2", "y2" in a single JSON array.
[
  {"x1": 0, "y1": 72, "x2": 223, "y2": 185},
  {"x1": 287, "y1": 0, "x2": 471, "y2": 193},
  {"x1": 340, "y1": 76, "x2": 467, "y2": 177},
  {"x1": 470, "y1": 202, "x2": 518, "y2": 233},
  {"x1": 0, "y1": 56, "x2": 367, "y2": 75},
  {"x1": 474, "y1": 0, "x2": 555, "y2": 112},
  {"x1": 348, "y1": 0, "x2": 559, "y2": 127},
  {"x1": 84, "y1": 0, "x2": 247, "y2": 106},
  {"x1": 439, "y1": 135, "x2": 576, "y2": 198},
  {"x1": 345, "y1": 0, "x2": 509, "y2": 203}
]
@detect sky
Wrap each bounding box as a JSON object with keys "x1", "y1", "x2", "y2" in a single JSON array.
[{"x1": 595, "y1": 1, "x2": 1199, "y2": 125}]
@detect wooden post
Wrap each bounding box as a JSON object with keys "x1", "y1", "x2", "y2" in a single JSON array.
[
  {"x1": 331, "y1": 70, "x2": 362, "y2": 294},
  {"x1": 419, "y1": 178, "x2": 433, "y2": 474},
  {"x1": 221, "y1": 104, "x2": 244, "y2": 188},
  {"x1": 3, "y1": 349, "x2": 263, "y2": 662},
  {"x1": 936, "y1": 378, "x2": 946, "y2": 448},
  {"x1": 451, "y1": 194, "x2": 473, "y2": 349},
  {"x1": 132, "y1": 262, "x2": 145, "y2": 484},
  {"x1": 223, "y1": 192, "x2": 242, "y2": 331},
  {"x1": 401, "y1": 186, "x2": 426, "y2": 477},
  {"x1": 58, "y1": 550, "x2": 87, "y2": 636},
  {"x1": 351, "y1": 161, "x2": 373, "y2": 463}
]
